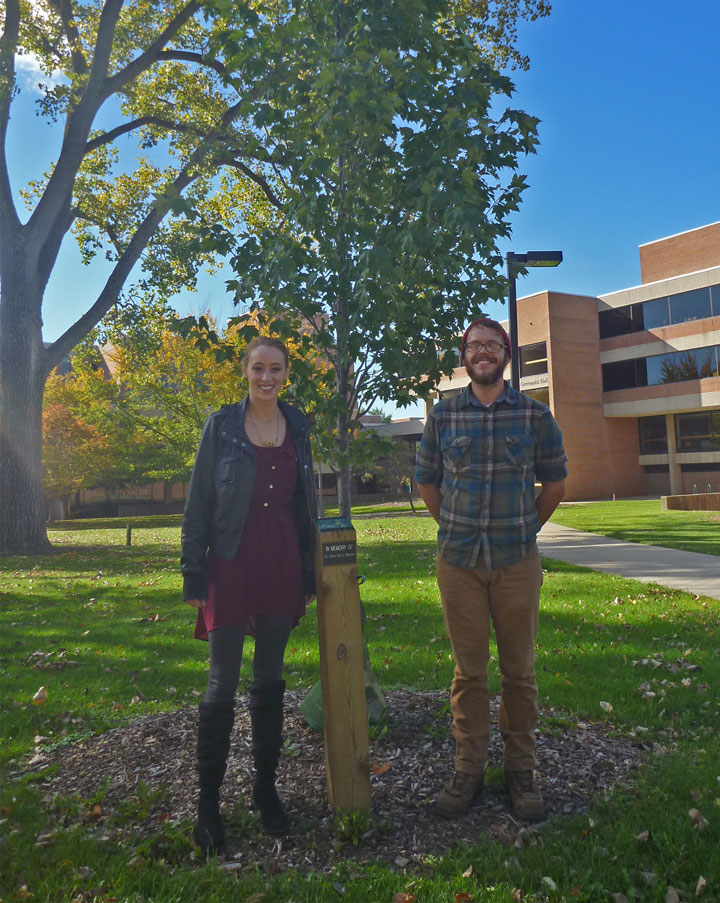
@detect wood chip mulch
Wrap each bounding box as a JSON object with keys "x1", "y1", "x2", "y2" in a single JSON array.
[{"x1": 27, "y1": 690, "x2": 649, "y2": 874}]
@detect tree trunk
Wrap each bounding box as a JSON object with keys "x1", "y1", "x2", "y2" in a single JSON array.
[
  {"x1": 0, "y1": 271, "x2": 51, "y2": 553},
  {"x1": 335, "y1": 406, "x2": 352, "y2": 519}
]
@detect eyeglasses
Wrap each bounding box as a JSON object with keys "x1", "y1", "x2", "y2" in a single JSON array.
[{"x1": 465, "y1": 340, "x2": 505, "y2": 354}]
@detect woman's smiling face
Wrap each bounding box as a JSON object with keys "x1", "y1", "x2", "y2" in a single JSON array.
[{"x1": 243, "y1": 344, "x2": 289, "y2": 403}]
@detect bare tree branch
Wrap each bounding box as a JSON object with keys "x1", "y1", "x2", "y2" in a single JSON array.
[
  {"x1": 42, "y1": 95, "x2": 248, "y2": 374},
  {"x1": 157, "y1": 49, "x2": 228, "y2": 77},
  {"x1": 85, "y1": 116, "x2": 201, "y2": 152},
  {"x1": 88, "y1": 0, "x2": 125, "y2": 93},
  {"x1": 103, "y1": 1, "x2": 201, "y2": 100},
  {"x1": 47, "y1": 0, "x2": 89, "y2": 75},
  {"x1": 0, "y1": 0, "x2": 21, "y2": 233},
  {"x1": 222, "y1": 158, "x2": 284, "y2": 210},
  {"x1": 22, "y1": 0, "x2": 125, "y2": 277},
  {"x1": 72, "y1": 206, "x2": 123, "y2": 254}
]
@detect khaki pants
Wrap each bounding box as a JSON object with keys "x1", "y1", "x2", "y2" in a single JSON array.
[{"x1": 436, "y1": 545, "x2": 543, "y2": 775}]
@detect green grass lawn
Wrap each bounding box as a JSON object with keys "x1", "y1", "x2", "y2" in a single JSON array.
[
  {"x1": 551, "y1": 498, "x2": 720, "y2": 556},
  {"x1": 1, "y1": 518, "x2": 718, "y2": 902}
]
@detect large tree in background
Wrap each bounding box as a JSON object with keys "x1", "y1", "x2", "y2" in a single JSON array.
[
  {"x1": 0, "y1": 0, "x2": 548, "y2": 552},
  {"x1": 207, "y1": 0, "x2": 539, "y2": 515},
  {"x1": 0, "y1": 0, "x2": 283, "y2": 553}
]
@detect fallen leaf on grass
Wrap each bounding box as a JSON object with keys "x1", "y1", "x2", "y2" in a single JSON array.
[
  {"x1": 462, "y1": 865, "x2": 475, "y2": 878},
  {"x1": 696, "y1": 876, "x2": 707, "y2": 896},
  {"x1": 32, "y1": 686, "x2": 48, "y2": 704},
  {"x1": 634, "y1": 830, "x2": 650, "y2": 842},
  {"x1": 599, "y1": 701, "x2": 613, "y2": 713},
  {"x1": 570, "y1": 887, "x2": 582, "y2": 899},
  {"x1": 392, "y1": 894, "x2": 415, "y2": 903},
  {"x1": 454, "y1": 894, "x2": 473, "y2": 902},
  {"x1": 665, "y1": 888, "x2": 680, "y2": 903},
  {"x1": 689, "y1": 808, "x2": 710, "y2": 831},
  {"x1": 542, "y1": 877, "x2": 557, "y2": 891},
  {"x1": 510, "y1": 890, "x2": 524, "y2": 903},
  {"x1": 371, "y1": 761, "x2": 391, "y2": 775}
]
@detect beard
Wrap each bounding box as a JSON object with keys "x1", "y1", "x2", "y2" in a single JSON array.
[{"x1": 465, "y1": 356, "x2": 507, "y2": 386}]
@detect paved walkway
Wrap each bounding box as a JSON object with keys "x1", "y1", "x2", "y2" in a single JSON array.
[{"x1": 537, "y1": 521, "x2": 720, "y2": 601}]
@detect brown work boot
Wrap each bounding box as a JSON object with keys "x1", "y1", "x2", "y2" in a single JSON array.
[
  {"x1": 505, "y1": 769, "x2": 545, "y2": 820},
  {"x1": 433, "y1": 771, "x2": 484, "y2": 819}
]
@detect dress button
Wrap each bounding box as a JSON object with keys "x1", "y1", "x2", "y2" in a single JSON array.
[
  {"x1": 269, "y1": 484, "x2": 274, "y2": 489},
  {"x1": 271, "y1": 465, "x2": 276, "y2": 470},
  {"x1": 263, "y1": 502, "x2": 269, "y2": 507}
]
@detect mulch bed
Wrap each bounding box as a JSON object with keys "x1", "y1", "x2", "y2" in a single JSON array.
[{"x1": 27, "y1": 690, "x2": 648, "y2": 874}]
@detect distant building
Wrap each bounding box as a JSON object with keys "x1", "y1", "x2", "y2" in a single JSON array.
[{"x1": 432, "y1": 222, "x2": 720, "y2": 501}]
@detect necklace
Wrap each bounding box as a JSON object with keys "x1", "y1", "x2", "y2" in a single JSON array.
[{"x1": 249, "y1": 410, "x2": 281, "y2": 447}]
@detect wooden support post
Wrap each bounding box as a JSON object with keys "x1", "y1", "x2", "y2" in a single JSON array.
[
  {"x1": 126, "y1": 524, "x2": 132, "y2": 546},
  {"x1": 314, "y1": 517, "x2": 371, "y2": 811}
]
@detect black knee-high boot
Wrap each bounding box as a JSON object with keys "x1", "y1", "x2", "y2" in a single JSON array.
[
  {"x1": 249, "y1": 680, "x2": 290, "y2": 835},
  {"x1": 195, "y1": 700, "x2": 234, "y2": 853}
]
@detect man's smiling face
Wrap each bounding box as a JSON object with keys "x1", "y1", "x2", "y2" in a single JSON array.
[{"x1": 463, "y1": 325, "x2": 509, "y2": 386}]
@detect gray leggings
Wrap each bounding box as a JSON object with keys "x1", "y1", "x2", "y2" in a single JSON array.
[{"x1": 205, "y1": 616, "x2": 294, "y2": 704}]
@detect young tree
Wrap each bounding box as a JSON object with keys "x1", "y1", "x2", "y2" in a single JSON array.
[
  {"x1": 209, "y1": 0, "x2": 539, "y2": 515},
  {"x1": 0, "y1": 0, "x2": 548, "y2": 550}
]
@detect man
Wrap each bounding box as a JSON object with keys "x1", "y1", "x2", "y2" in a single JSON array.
[{"x1": 415, "y1": 318, "x2": 567, "y2": 821}]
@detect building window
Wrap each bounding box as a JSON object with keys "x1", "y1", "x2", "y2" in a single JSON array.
[
  {"x1": 647, "y1": 346, "x2": 719, "y2": 385},
  {"x1": 642, "y1": 296, "x2": 671, "y2": 329},
  {"x1": 524, "y1": 387, "x2": 550, "y2": 406},
  {"x1": 643, "y1": 464, "x2": 669, "y2": 473},
  {"x1": 675, "y1": 410, "x2": 720, "y2": 452},
  {"x1": 712, "y1": 283, "x2": 720, "y2": 315},
  {"x1": 681, "y1": 463, "x2": 720, "y2": 472},
  {"x1": 638, "y1": 416, "x2": 668, "y2": 454},
  {"x1": 599, "y1": 305, "x2": 634, "y2": 338},
  {"x1": 599, "y1": 283, "x2": 719, "y2": 339},
  {"x1": 520, "y1": 342, "x2": 548, "y2": 378},
  {"x1": 602, "y1": 358, "x2": 648, "y2": 391},
  {"x1": 669, "y1": 287, "x2": 712, "y2": 324}
]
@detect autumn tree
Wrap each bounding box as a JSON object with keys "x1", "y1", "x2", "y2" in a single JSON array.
[
  {"x1": 207, "y1": 0, "x2": 540, "y2": 515},
  {"x1": 42, "y1": 397, "x2": 111, "y2": 519},
  {"x1": 42, "y1": 343, "x2": 158, "y2": 514}
]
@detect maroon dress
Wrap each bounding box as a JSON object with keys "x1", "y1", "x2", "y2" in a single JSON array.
[{"x1": 194, "y1": 429, "x2": 305, "y2": 641}]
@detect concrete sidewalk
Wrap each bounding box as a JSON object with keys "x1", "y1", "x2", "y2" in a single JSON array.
[{"x1": 537, "y1": 521, "x2": 720, "y2": 601}]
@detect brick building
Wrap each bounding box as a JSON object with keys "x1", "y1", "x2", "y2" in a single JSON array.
[{"x1": 432, "y1": 222, "x2": 720, "y2": 501}]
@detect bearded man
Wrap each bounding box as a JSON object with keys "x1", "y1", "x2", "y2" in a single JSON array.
[{"x1": 415, "y1": 318, "x2": 567, "y2": 821}]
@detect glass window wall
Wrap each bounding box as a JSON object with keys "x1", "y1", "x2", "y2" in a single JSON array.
[
  {"x1": 669, "y1": 287, "x2": 712, "y2": 324},
  {"x1": 642, "y1": 297, "x2": 671, "y2": 329},
  {"x1": 638, "y1": 415, "x2": 668, "y2": 454},
  {"x1": 675, "y1": 410, "x2": 720, "y2": 452},
  {"x1": 647, "y1": 346, "x2": 719, "y2": 385},
  {"x1": 598, "y1": 283, "x2": 719, "y2": 338}
]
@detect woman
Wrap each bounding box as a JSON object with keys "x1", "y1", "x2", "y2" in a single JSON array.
[{"x1": 181, "y1": 336, "x2": 316, "y2": 854}]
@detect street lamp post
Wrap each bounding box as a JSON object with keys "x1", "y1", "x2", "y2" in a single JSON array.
[{"x1": 505, "y1": 251, "x2": 563, "y2": 390}]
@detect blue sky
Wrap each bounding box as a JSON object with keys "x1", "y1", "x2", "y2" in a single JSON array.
[{"x1": 6, "y1": 0, "x2": 720, "y2": 415}]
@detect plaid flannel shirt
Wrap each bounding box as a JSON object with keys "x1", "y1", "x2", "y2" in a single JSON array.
[{"x1": 414, "y1": 383, "x2": 568, "y2": 570}]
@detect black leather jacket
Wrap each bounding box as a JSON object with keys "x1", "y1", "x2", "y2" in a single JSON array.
[{"x1": 180, "y1": 398, "x2": 317, "y2": 601}]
